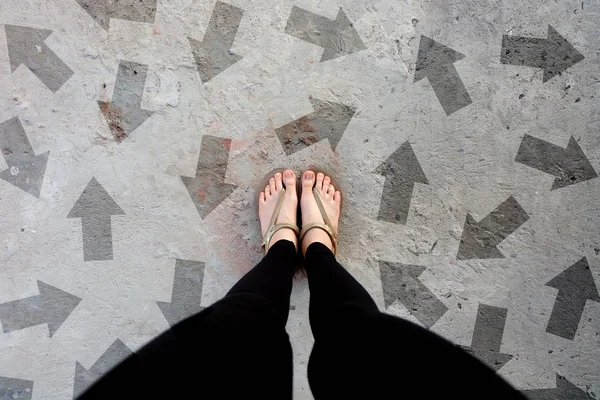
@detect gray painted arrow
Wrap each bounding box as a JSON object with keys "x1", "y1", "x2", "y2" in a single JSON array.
[
  {"x1": 414, "y1": 36, "x2": 472, "y2": 115},
  {"x1": 0, "y1": 117, "x2": 49, "y2": 198},
  {"x1": 276, "y1": 98, "x2": 356, "y2": 155},
  {"x1": 285, "y1": 6, "x2": 366, "y2": 62},
  {"x1": 501, "y1": 26, "x2": 584, "y2": 82},
  {"x1": 74, "y1": 0, "x2": 157, "y2": 31},
  {"x1": 73, "y1": 339, "x2": 133, "y2": 398},
  {"x1": 522, "y1": 374, "x2": 593, "y2": 400},
  {"x1": 157, "y1": 260, "x2": 205, "y2": 326},
  {"x1": 546, "y1": 257, "x2": 600, "y2": 340},
  {"x1": 68, "y1": 178, "x2": 125, "y2": 261},
  {"x1": 462, "y1": 304, "x2": 513, "y2": 372},
  {"x1": 515, "y1": 135, "x2": 597, "y2": 190},
  {"x1": 98, "y1": 61, "x2": 154, "y2": 143},
  {"x1": 379, "y1": 261, "x2": 448, "y2": 328},
  {"x1": 0, "y1": 281, "x2": 81, "y2": 337},
  {"x1": 0, "y1": 376, "x2": 33, "y2": 400},
  {"x1": 375, "y1": 141, "x2": 428, "y2": 224},
  {"x1": 188, "y1": 1, "x2": 244, "y2": 82},
  {"x1": 457, "y1": 196, "x2": 529, "y2": 260},
  {"x1": 5, "y1": 25, "x2": 74, "y2": 92},
  {"x1": 181, "y1": 135, "x2": 237, "y2": 219}
]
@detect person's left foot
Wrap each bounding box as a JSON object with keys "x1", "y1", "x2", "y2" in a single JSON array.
[{"x1": 258, "y1": 170, "x2": 299, "y2": 251}]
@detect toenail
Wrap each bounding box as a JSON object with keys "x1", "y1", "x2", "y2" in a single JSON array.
[
  {"x1": 305, "y1": 171, "x2": 314, "y2": 179},
  {"x1": 284, "y1": 170, "x2": 292, "y2": 178}
]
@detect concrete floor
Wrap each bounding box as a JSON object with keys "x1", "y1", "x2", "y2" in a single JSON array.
[{"x1": 0, "y1": 0, "x2": 599, "y2": 398}]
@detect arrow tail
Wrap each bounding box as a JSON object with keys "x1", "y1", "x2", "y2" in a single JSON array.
[
  {"x1": 32, "y1": 44, "x2": 74, "y2": 92},
  {"x1": 203, "y1": 1, "x2": 243, "y2": 47},
  {"x1": 470, "y1": 304, "x2": 507, "y2": 352},
  {"x1": 378, "y1": 182, "x2": 413, "y2": 224},
  {"x1": 427, "y1": 64, "x2": 472, "y2": 115},
  {"x1": 515, "y1": 134, "x2": 565, "y2": 177},
  {"x1": 285, "y1": 6, "x2": 334, "y2": 47},
  {"x1": 477, "y1": 196, "x2": 529, "y2": 242},
  {"x1": 111, "y1": 61, "x2": 148, "y2": 108},
  {"x1": 501, "y1": 36, "x2": 547, "y2": 68},
  {"x1": 81, "y1": 215, "x2": 114, "y2": 261},
  {"x1": 0, "y1": 295, "x2": 44, "y2": 333},
  {"x1": 0, "y1": 117, "x2": 35, "y2": 157}
]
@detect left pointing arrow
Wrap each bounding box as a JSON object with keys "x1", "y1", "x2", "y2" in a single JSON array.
[
  {"x1": 0, "y1": 281, "x2": 81, "y2": 337},
  {"x1": 68, "y1": 178, "x2": 125, "y2": 261},
  {"x1": 0, "y1": 117, "x2": 49, "y2": 198},
  {"x1": 5, "y1": 25, "x2": 74, "y2": 92}
]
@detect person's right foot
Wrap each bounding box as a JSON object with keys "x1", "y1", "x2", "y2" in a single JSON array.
[{"x1": 300, "y1": 171, "x2": 342, "y2": 256}]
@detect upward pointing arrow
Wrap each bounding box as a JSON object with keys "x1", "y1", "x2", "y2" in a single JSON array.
[
  {"x1": 522, "y1": 374, "x2": 594, "y2": 400},
  {"x1": 0, "y1": 281, "x2": 81, "y2": 337},
  {"x1": 74, "y1": 0, "x2": 158, "y2": 31},
  {"x1": 157, "y1": 260, "x2": 205, "y2": 326},
  {"x1": 545, "y1": 257, "x2": 600, "y2": 340},
  {"x1": 68, "y1": 178, "x2": 125, "y2": 261},
  {"x1": 0, "y1": 117, "x2": 49, "y2": 197},
  {"x1": 5, "y1": 25, "x2": 74, "y2": 92},
  {"x1": 501, "y1": 26, "x2": 584, "y2": 82},
  {"x1": 0, "y1": 376, "x2": 34, "y2": 400},
  {"x1": 375, "y1": 141, "x2": 428, "y2": 224},
  {"x1": 189, "y1": 1, "x2": 244, "y2": 82}
]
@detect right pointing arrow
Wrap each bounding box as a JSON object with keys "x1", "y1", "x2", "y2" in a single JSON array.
[
  {"x1": 157, "y1": 260, "x2": 205, "y2": 326},
  {"x1": 375, "y1": 141, "x2": 428, "y2": 224},
  {"x1": 0, "y1": 376, "x2": 33, "y2": 400},
  {"x1": 515, "y1": 135, "x2": 597, "y2": 190},
  {"x1": 545, "y1": 257, "x2": 600, "y2": 340},
  {"x1": 522, "y1": 374, "x2": 593, "y2": 400},
  {"x1": 457, "y1": 196, "x2": 530, "y2": 260}
]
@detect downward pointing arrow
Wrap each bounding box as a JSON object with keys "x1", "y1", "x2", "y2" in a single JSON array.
[
  {"x1": 0, "y1": 117, "x2": 49, "y2": 197},
  {"x1": 189, "y1": 1, "x2": 244, "y2": 82},
  {"x1": 545, "y1": 257, "x2": 600, "y2": 340},
  {"x1": 501, "y1": 25, "x2": 584, "y2": 82},
  {"x1": 515, "y1": 135, "x2": 597, "y2": 190},
  {"x1": 157, "y1": 259, "x2": 205, "y2": 326},
  {"x1": 375, "y1": 141, "x2": 428, "y2": 224},
  {"x1": 5, "y1": 25, "x2": 74, "y2": 92},
  {"x1": 522, "y1": 374, "x2": 594, "y2": 400},
  {"x1": 275, "y1": 98, "x2": 356, "y2": 155},
  {"x1": 0, "y1": 281, "x2": 81, "y2": 337},
  {"x1": 98, "y1": 61, "x2": 154, "y2": 143},
  {"x1": 0, "y1": 376, "x2": 33, "y2": 400},
  {"x1": 181, "y1": 135, "x2": 237, "y2": 219},
  {"x1": 74, "y1": 0, "x2": 158, "y2": 31},
  {"x1": 284, "y1": 6, "x2": 366, "y2": 62}
]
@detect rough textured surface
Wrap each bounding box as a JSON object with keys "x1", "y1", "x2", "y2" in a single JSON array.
[{"x1": 0, "y1": 0, "x2": 599, "y2": 399}]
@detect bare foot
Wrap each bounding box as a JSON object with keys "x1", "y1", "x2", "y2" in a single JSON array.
[
  {"x1": 300, "y1": 171, "x2": 342, "y2": 256},
  {"x1": 258, "y1": 170, "x2": 298, "y2": 251}
]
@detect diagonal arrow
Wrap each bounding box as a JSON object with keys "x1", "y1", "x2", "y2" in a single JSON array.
[
  {"x1": 275, "y1": 98, "x2": 356, "y2": 155},
  {"x1": 181, "y1": 135, "x2": 237, "y2": 219},
  {"x1": 461, "y1": 304, "x2": 513, "y2": 372},
  {"x1": 0, "y1": 376, "x2": 34, "y2": 400},
  {"x1": 0, "y1": 281, "x2": 81, "y2": 337},
  {"x1": 375, "y1": 141, "x2": 428, "y2": 224},
  {"x1": 501, "y1": 25, "x2": 584, "y2": 82},
  {"x1": 522, "y1": 374, "x2": 594, "y2": 400},
  {"x1": 98, "y1": 61, "x2": 154, "y2": 143},
  {"x1": 284, "y1": 6, "x2": 366, "y2": 62},
  {"x1": 0, "y1": 117, "x2": 49, "y2": 198},
  {"x1": 379, "y1": 261, "x2": 448, "y2": 328},
  {"x1": 414, "y1": 36, "x2": 472, "y2": 115},
  {"x1": 545, "y1": 257, "x2": 600, "y2": 340},
  {"x1": 188, "y1": 1, "x2": 244, "y2": 82},
  {"x1": 457, "y1": 196, "x2": 530, "y2": 260},
  {"x1": 74, "y1": 0, "x2": 158, "y2": 31},
  {"x1": 515, "y1": 135, "x2": 597, "y2": 190},
  {"x1": 68, "y1": 178, "x2": 125, "y2": 261},
  {"x1": 5, "y1": 25, "x2": 74, "y2": 93},
  {"x1": 157, "y1": 259, "x2": 205, "y2": 326},
  {"x1": 73, "y1": 339, "x2": 133, "y2": 398}
]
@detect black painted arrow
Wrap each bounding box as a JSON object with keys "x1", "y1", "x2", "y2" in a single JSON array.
[
  {"x1": 457, "y1": 196, "x2": 529, "y2": 260},
  {"x1": 158, "y1": 260, "x2": 205, "y2": 326},
  {"x1": 515, "y1": 135, "x2": 597, "y2": 190},
  {"x1": 461, "y1": 304, "x2": 513, "y2": 371},
  {"x1": 68, "y1": 178, "x2": 125, "y2": 261},
  {"x1": 5, "y1": 25, "x2": 74, "y2": 92},
  {"x1": 522, "y1": 374, "x2": 593, "y2": 400},
  {"x1": 276, "y1": 98, "x2": 356, "y2": 155},
  {"x1": 501, "y1": 25, "x2": 584, "y2": 82},
  {"x1": 414, "y1": 36, "x2": 472, "y2": 115},
  {"x1": 75, "y1": 0, "x2": 157, "y2": 31},
  {"x1": 189, "y1": 1, "x2": 244, "y2": 82},
  {"x1": 0, "y1": 117, "x2": 49, "y2": 198},
  {"x1": 284, "y1": 6, "x2": 366, "y2": 62},
  {"x1": 0, "y1": 376, "x2": 33, "y2": 400},
  {"x1": 98, "y1": 61, "x2": 154, "y2": 143},
  {"x1": 73, "y1": 339, "x2": 133, "y2": 398},
  {"x1": 0, "y1": 281, "x2": 81, "y2": 337},
  {"x1": 376, "y1": 141, "x2": 428, "y2": 224},
  {"x1": 379, "y1": 261, "x2": 448, "y2": 328},
  {"x1": 546, "y1": 257, "x2": 600, "y2": 340},
  {"x1": 181, "y1": 135, "x2": 238, "y2": 219}
]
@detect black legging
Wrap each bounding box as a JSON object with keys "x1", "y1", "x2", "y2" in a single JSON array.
[{"x1": 79, "y1": 241, "x2": 526, "y2": 399}]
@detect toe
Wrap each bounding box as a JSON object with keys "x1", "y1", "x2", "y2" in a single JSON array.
[
  {"x1": 322, "y1": 176, "x2": 331, "y2": 193},
  {"x1": 303, "y1": 170, "x2": 315, "y2": 189},
  {"x1": 328, "y1": 184, "x2": 335, "y2": 196},
  {"x1": 259, "y1": 191, "x2": 266, "y2": 203},
  {"x1": 283, "y1": 170, "x2": 296, "y2": 194},
  {"x1": 265, "y1": 185, "x2": 271, "y2": 197},
  {"x1": 269, "y1": 178, "x2": 276, "y2": 193},
  {"x1": 334, "y1": 191, "x2": 342, "y2": 203},
  {"x1": 316, "y1": 172, "x2": 324, "y2": 191},
  {"x1": 274, "y1": 172, "x2": 283, "y2": 191}
]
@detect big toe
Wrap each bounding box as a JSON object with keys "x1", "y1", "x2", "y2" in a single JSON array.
[
  {"x1": 283, "y1": 170, "x2": 296, "y2": 194},
  {"x1": 302, "y1": 170, "x2": 315, "y2": 189}
]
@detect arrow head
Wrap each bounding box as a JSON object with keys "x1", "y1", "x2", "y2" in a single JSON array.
[
  {"x1": 0, "y1": 376, "x2": 34, "y2": 400},
  {"x1": 543, "y1": 26, "x2": 585, "y2": 82},
  {"x1": 376, "y1": 141, "x2": 428, "y2": 184},
  {"x1": 414, "y1": 36, "x2": 465, "y2": 82},
  {"x1": 546, "y1": 258, "x2": 600, "y2": 302},
  {"x1": 320, "y1": 8, "x2": 367, "y2": 62},
  {"x1": 555, "y1": 375, "x2": 593, "y2": 399},
  {"x1": 457, "y1": 213, "x2": 505, "y2": 260},
  {"x1": 37, "y1": 281, "x2": 81, "y2": 337},
  {"x1": 0, "y1": 150, "x2": 49, "y2": 198},
  {"x1": 464, "y1": 348, "x2": 513, "y2": 372},
  {"x1": 5, "y1": 25, "x2": 52, "y2": 72},
  {"x1": 181, "y1": 175, "x2": 237, "y2": 219},
  {"x1": 550, "y1": 137, "x2": 597, "y2": 190},
  {"x1": 188, "y1": 38, "x2": 243, "y2": 82},
  {"x1": 68, "y1": 178, "x2": 125, "y2": 219},
  {"x1": 98, "y1": 100, "x2": 154, "y2": 143},
  {"x1": 380, "y1": 263, "x2": 426, "y2": 308}
]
